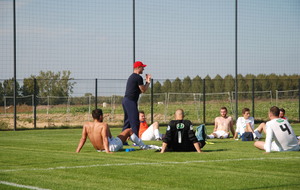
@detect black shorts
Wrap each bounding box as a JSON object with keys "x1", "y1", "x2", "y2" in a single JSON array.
[
  {"x1": 242, "y1": 132, "x2": 254, "y2": 141},
  {"x1": 199, "y1": 140, "x2": 206, "y2": 148}
]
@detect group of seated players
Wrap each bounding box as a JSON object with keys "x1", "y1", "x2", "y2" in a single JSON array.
[{"x1": 76, "y1": 106, "x2": 300, "y2": 154}]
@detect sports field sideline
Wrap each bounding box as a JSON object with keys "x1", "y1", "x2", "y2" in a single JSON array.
[{"x1": 0, "y1": 125, "x2": 299, "y2": 190}]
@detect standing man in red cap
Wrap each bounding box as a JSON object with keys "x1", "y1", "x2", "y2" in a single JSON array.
[{"x1": 122, "y1": 61, "x2": 151, "y2": 137}]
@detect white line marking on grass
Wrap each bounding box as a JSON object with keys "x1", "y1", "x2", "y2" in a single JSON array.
[
  {"x1": 1, "y1": 157, "x2": 299, "y2": 173},
  {"x1": 0, "y1": 181, "x2": 51, "y2": 190}
]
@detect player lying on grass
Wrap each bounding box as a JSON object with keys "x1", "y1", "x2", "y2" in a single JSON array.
[
  {"x1": 160, "y1": 109, "x2": 204, "y2": 153},
  {"x1": 254, "y1": 106, "x2": 300, "y2": 153},
  {"x1": 139, "y1": 110, "x2": 163, "y2": 141},
  {"x1": 207, "y1": 107, "x2": 235, "y2": 139},
  {"x1": 76, "y1": 109, "x2": 160, "y2": 153},
  {"x1": 233, "y1": 108, "x2": 262, "y2": 141}
]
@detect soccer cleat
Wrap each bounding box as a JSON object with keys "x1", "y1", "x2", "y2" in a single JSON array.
[
  {"x1": 156, "y1": 137, "x2": 162, "y2": 141},
  {"x1": 141, "y1": 145, "x2": 161, "y2": 150}
]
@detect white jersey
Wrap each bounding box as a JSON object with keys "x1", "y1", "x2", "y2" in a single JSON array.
[
  {"x1": 265, "y1": 118, "x2": 299, "y2": 152},
  {"x1": 235, "y1": 116, "x2": 254, "y2": 135}
]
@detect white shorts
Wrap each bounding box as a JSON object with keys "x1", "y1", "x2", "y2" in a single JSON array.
[
  {"x1": 213, "y1": 130, "x2": 229, "y2": 138},
  {"x1": 264, "y1": 141, "x2": 280, "y2": 152},
  {"x1": 108, "y1": 137, "x2": 123, "y2": 152},
  {"x1": 141, "y1": 124, "x2": 156, "y2": 141},
  {"x1": 253, "y1": 130, "x2": 262, "y2": 139}
]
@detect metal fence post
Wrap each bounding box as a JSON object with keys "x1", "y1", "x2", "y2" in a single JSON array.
[
  {"x1": 151, "y1": 78, "x2": 153, "y2": 124},
  {"x1": 95, "y1": 78, "x2": 98, "y2": 110},
  {"x1": 252, "y1": 79, "x2": 255, "y2": 119},
  {"x1": 299, "y1": 79, "x2": 300, "y2": 122},
  {"x1": 34, "y1": 78, "x2": 37, "y2": 129},
  {"x1": 234, "y1": 0, "x2": 238, "y2": 121},
  {"x1": 202, "y1": 79, "x2": 206, "y2": 124},
  {"x1": 13, "y1": 0, "x2": 17, "y2": 131}
]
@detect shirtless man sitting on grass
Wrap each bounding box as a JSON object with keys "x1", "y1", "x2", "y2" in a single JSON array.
[
  {"x1": 76, "y1": 109, "x2": 160, "y2": 153},
  {"x1": 207, "y1": 107, "x2": 235, "y2": 139}
]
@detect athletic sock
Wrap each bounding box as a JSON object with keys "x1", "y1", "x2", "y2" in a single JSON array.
[
  {"x1": 207, "y1": 135, "x2": 214, "y2": 139},
  {"x1": 154, "y1": 129, "x2": 160, "y2": 139},
  {"x1": 129, "y1": 133, "x2": 146, "y2": 148}
]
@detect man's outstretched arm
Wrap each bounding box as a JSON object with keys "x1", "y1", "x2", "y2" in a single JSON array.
[
  {"x1": 76, "y1": 126, "x2": 87, "y2": 153},
  {"x1": 102, "y1": 123, "x2": 112, "y2": 153},
  {"x1": 160, "y1": 142, "x2": 168, "y2": 153}
]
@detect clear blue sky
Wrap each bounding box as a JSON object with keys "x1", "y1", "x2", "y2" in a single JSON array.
[{"x1": 1, "y1": 0, "x2": 299, "y2": 82}]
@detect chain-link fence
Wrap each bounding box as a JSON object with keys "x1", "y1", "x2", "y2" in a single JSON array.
[{"x1": 0, "y1": 78, "x2": 299, "y2": 129}]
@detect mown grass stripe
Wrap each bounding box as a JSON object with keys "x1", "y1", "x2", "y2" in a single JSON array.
[
  {"x1": 0, "y1": 180, "x2": 51, "y2": 190},
  {"x1": 1, "y1": 156, "x2": 299, "y2": 173}
]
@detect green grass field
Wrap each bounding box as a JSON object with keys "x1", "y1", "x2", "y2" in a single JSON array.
[{"x1": 1, "y1": 125, "x2": 300, "y2": 190}]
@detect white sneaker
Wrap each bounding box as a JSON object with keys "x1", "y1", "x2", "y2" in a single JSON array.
[{"x1": 141, "y1": 145, "x2": 161, "y2": 150}]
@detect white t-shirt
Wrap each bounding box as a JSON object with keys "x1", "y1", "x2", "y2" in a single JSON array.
[
  {"x1": 235, "y1": 116, "x2": 254, "y2": 135},
  {"x1": 265, "y1": 118, "x2": 299, "y2": 152}
]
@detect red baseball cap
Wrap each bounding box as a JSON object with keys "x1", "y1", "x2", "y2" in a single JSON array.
[{"x1": 133, "y1": 61, "x2": 147, "y2": 68}]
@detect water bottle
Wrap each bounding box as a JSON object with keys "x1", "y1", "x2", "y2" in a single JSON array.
[{"x1": 125, "y1": 148, "x2": 135, "y2": 152}]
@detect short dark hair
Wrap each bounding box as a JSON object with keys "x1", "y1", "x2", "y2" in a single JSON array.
[
  {"x1": 279, "y1": 108, "x2": 285, "y2": 114},
  {"x1": 220, "y1": 107, "x2": 227, "y2": 112},
  {"x1": 242, "y1": 108, "x2": 250, "y2": 114},
  {"x1": 270, "y1": 106, "x2": 280, "y2": 117},
  {"x1": 92, "y1": 109, "x2": 103, "y2": 120},
  {"x1": 139, "y1": 110, "x2": 145, "y2": 114}
]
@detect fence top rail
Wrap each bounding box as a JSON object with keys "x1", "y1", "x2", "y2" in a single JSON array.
[
  {"x1": 276, "y1": 89, "x2": 299, "y2": 93},
  {"x1": 231, "y1": 91, "x2": 271, "y2": 94},
  {"x1": 4, "y1": 95, "x2": 33, "y2": 98},
  {"x1": 167, "y1": 92, "x2": 230, "y2": 95},
  {"x1": 140, "y1": 93, "x2": 167, "y2": 96}
]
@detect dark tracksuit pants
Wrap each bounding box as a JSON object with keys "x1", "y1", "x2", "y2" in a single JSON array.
[{"x1": 122, "y1": 97, "x2": 139, "y2": 136}]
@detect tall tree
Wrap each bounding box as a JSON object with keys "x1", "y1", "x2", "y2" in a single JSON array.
[
  {"x1": 171, "y1": 78, "x2": 182, "y2": 93},
  {"x1": 22, "y1": 77, "x2": 36, "y2": 96},
  {"x1": 224, "y1": 74, "x2": 235, "y2": 93},
  {"x1": 213, "y1": 74, "x2": 224, "y2": 93},
  {"x1": 204, "y1": 75, "x2": 213, "y2": 93},
  {"x1": 191, "y1": 75, "x2": 202, "y2": 93},
  {"x1": 21, "y1": 71, "x2": 75, "y2": 105},
  {"x1": 171, "y1": 78, "x2": 182, "y2": 102},
  {"x1": 153, "y1": 81, "x2": 162, "y2": 93},
  {"x1": 182, "y1": 76, "x2": 192, "y2": 93},
  {"x1": 2, "y1": 79, "x2": 21, "y2": 105},
  {"x1": 0, "y1": 82, "x2": 3, "y2": 106},
  {"x1": 35, "y1": 70, "x2": 75, "y2": 97},
  {"x1": 237, "y1": 74, "x2": 248, "y2": 99},
  {"x1": 162, "y1": 79, "x2": 172, "y2": 93}
]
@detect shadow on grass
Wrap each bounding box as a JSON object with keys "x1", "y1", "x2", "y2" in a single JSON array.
[
  {"x1": 202, "y1": 149, "x2": 228, "y2": 152},
  {"x1": 239, "y1": 183, "x2": 300, "y2": 190}
]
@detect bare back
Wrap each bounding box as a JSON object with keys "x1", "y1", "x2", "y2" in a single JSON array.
[
  {"x1": 83, "y1": 121, "x2": 111, "y2": 151},
  {"x1": 214, "y1": 116, "x2": 233, "y2": 132}
]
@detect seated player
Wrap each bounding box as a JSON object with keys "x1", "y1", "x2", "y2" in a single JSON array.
[
  {"x1": 233, "y1": 108, "x2": 262, "y2": 141},
  {"x1": 254, "y1": 106, "x2": 300, "y2": 153},
  {"x1": 207, "y1": 107, "x2": 234, "y2": 139},
  {"x1": 138, "y1": 110, "x2": 163, "y2": 141},
  {"x1": 279, "y1": 108, "x2": 288, "y2": 120},
  {"x1": 160, "y1": 109, "x2": 204, "y2": 153},
  {"x1": 251, "y1": 107, "x2": 288, "y2": 139},
  {"x1": 76, "y1": 109, "x2": 160, "y2": 153}
]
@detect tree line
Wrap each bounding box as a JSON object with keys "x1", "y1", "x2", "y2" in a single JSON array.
[
  {"x1": 0, "y1": 72, "x2": 299, "y2": 106},
  {"x1": 149, "y1": 74, "x2": 299, "y2": 94}
]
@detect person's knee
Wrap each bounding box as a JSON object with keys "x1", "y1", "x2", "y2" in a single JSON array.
[
  {"x1": 124, "y1": 128, "x2": 133, "y2": 135},
  {"x1": 153, "y1": 122, "x2": 159, "y2": 129},
  {"x1": 254, "y1": 141, "x2": 264, "y2": 149}
]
